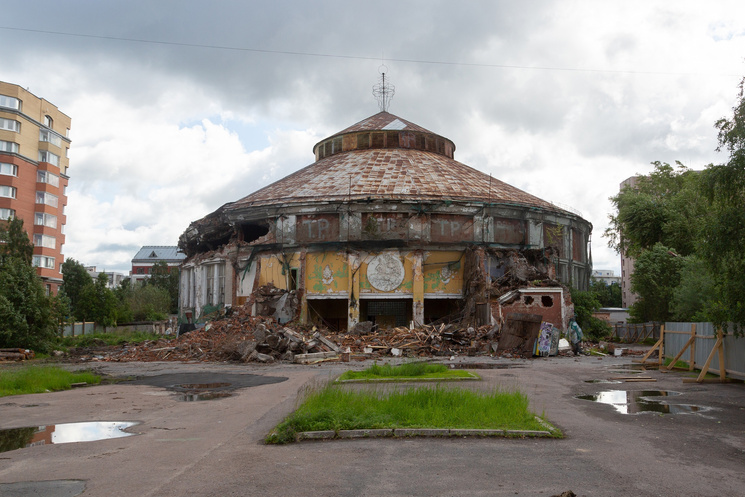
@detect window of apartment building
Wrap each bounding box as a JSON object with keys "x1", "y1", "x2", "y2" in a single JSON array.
[
  {"x1": 0, "y1": 141, "x2": 19, "y2": 153},
  {"x1": 0, "y1": 95, "x2": 21, "y2": 110},
  {"x1": 0, "y1": 185, "x2": 17, "y2": 199},
  {"x1": 39, "y1": 129, "x2": 62, "y2": 147},
  {"x1": 35, "y1": 212, "x2": 57, "y2": 229},
  {"x1": 0, "y1": 208, "x2": 14, "y2": 220},
  {"x1": 0, "y1": 118, "x2": 20, "y2": 132},
  {"x1": 32, "y1": 255, "x2": 55, "y2": 269},
  {"x1": 33, "y1": 234, "x2": 56, "y2": 249},
  {"x1": 37, "y1": 170, "x2": 60, "y2": 187},
  {"x1": 36, "y1": 191, "x2": 58, "y2": 207},
  {"x1": 44, "y1": 115, "x2": 53, "y2": 128},
  {"x1": 38, "y1": 151, "x2": 60, "y2": 167},
  {"x1": 0, "y1": 163, "x2": 17, "y2": 176}
]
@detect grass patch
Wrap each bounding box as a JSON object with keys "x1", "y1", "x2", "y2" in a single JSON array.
[
  {"x1": 337, "y1": 362, "x2": 476, "y2": 382},
  {"x1": 0, "y1": 365, "x2": 101, "y2": 397},
  {"x1": 266, "y1": 383, "x2": 557, "y2": 444},
  {"x1": 663, "y1": 358, "x2": 690, "y2": 369},
  {"x1": 58, "y1": 330, "x2": 173, "y2": 348}
]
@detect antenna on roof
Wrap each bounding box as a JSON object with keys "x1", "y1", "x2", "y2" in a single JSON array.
[{"x1": 372, "y1": 65, "x2": 395, "y2": 112}]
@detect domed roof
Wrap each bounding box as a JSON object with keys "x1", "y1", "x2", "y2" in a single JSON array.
[{"x1": 231, "y1": 112, "x2": 561, "y2": 212}]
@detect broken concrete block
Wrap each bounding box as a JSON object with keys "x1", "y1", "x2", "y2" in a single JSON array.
[
  {"x1": 351, "y1": 321, "x2": 373, "y2": 335},
  {"x1": 236, "y1": 340, "x2": 257, "y2": 361}
]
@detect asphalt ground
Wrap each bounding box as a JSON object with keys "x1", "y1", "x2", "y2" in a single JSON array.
[{"x1": 1, "y1": 352, "x2": 744, "y2": 496}]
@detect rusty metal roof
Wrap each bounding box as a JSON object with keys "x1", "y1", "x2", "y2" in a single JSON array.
[
  {"x1": 331, "y1": 111, "x2": 433, "y2": 136},
  {"x1": 231, "y1": 147, "x2": 559, "y2": 211}
]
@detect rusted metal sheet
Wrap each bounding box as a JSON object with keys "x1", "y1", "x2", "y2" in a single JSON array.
[{"x1": 430, "y1": 214, "x2": 473, "y2": 243}]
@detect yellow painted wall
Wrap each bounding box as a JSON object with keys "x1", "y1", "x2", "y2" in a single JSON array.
[
  {"x1": 422, "y1": 250, "x2": 464, "y2": 294},
  {"x1": 258, "y1": 253, "x2": 301, "y2": 291},
  {"x1": 305, "y1": 251, "x2": 349, "y2": 294}
]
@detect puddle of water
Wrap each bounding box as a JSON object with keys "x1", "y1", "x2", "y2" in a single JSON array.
[
  {"x1": 177, "y1": 391, "x2": 233, "y2": 402},
  {"x1": 576, "y1": 390, "x2": 707, "y2": 415},
  {"x1": 171, "y1": 382, "x2": 233, "y2": 402},
  {"x1": 0, "y1": 421, "x2": 139, "y2": 453}
]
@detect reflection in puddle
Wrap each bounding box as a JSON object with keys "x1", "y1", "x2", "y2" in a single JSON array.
[
  {"x1": 172, "y1": 382, "x2": 233, "y2": 402},
  {"x1": 0, "y1": 421, "x2": 139, "y2": 453},
  {"x1": 577, "y1": 390, "x2": 707, "y2": 414}
]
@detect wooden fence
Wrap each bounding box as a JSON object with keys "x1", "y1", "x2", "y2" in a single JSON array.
[
  {"x1": 611, "y1": 322, "x2": 659, "y2": 343},
  {"x1": 637, "y1": 322, "x2": 745, "y2": 382}
]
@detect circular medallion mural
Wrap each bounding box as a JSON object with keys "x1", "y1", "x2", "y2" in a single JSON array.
[{"x1": 367, "y1": 253, "x2": 405, "y2": 292}]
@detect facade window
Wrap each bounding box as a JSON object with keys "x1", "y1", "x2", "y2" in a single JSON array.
[
  {"x1": 36, "y1": 191, "x2": 58, "y2": 207},
  {"x1": 38, "y1": 151, "x2": 60, "y2": 167},
  {"x1": 136, "y1": 268, "x2": 144, "y2": 274},
  {"x1": 0, "y1": 118, "x2": 20, "y2": 132},
  {"x1": 0, "y1": 141, "x2": 19, "y2": 153},
  {"x1": 0, "y1": 95, "x2": 21, "y2": 110},
  {"x1": 35, "y1": 212, "x2": 57, "y2": 228},
  {"x1": 0, "y1": 163, "x2": 17, "y2": 176},
  {"x1": 206, "y1": 265, "x2": 215, "y2": 305},
  {"x1": 0, "y1": 185, "x2": 17, "y2": 199},
  {"x1": 32, "y1": 255, "x2": 55, "y2": 269},
  {"x1": 0, "y1": 208, "x2": 14, "y2": 220},
  {"x1": 217, "y1": 263, "x2": 225, "y2": 304},
  {"x1": 39, "y1": 129, "x2": 62, "y2": 147},
  {"x1": 44, "y1": 115, "x2": 53, "y2": 128},
  {"x1": 33, "y1": 234, "x2": 56, "y2": 249},
  {"x1": 37, "y1": 170, "x2": 60, "y2": 187}
]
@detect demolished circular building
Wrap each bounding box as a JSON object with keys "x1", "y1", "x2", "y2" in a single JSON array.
[{"x1": 178, "y1": 111, "x2": 592, "y2": 332}]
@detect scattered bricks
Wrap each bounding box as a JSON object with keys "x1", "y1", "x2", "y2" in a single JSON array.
[
  {"x1": 337, "y1": 429, "x2": 393, "y2": 439},
  {"x1": 296, "y1": 430, "x2": 335, "y2": 441},
  {"x1": 393, "y1": 428, "x2": 450, "y2": 437}
]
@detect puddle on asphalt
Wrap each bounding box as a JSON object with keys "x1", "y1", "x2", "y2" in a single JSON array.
[
  {"x1": 171, "y1": 382, "x2": 233, "y2": 402},
  {"x1": 576, "y1": 390, "x2": 707, "y2": 414},
  {"x1": 448, "y1": 363, "x2": 525, "y2": 370},
  {"x1": 0, "y1": 421, "x2": 139, "y2": 453}
]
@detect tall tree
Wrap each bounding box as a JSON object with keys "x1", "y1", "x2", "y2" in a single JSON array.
[
  {"x1": 60, "y1": 259, "x2": 94, "y2": 321},
  {"x1": 700, "y1": 78, "x2": 745, "y2": 330},
  {"x1": 0, "y1": 217, "x2": 33, "y2": 264},
  {"x1": 0, "y1": 222, "x2": 58, "y2": 351},
  {"x1": 149, "y1": 261, "x2": 179, "y2": 313},
  {"x1": 628, "y1": 243, "x2": 685, "y2": 323}
]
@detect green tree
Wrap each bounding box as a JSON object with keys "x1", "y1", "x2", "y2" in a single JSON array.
[
  {"x1": 60, "y1": 258, "x2": 94, "y2": 321},
  {"x1": 671, "y1": 256, "x2": 714, "y2": 322},
  {"x1": 148, "y1": 261, "x2": 179, "y2": 313},
  {"x1": 699, "y1": 78, "x2": 745, "y2": 330},
  {"x1": 628, "y1": 243, "x2": 686, "y2": 323},
  {"x1": 78, "y1": 273, "x2": 118, "y2": 327},
  {"x1": 113, "y1": 277, "x2": 134, "y2": 323},
  {"x1": 128, "y1": 285, "x2": 171, "y2": 321},
  {"x1": 0, "y1": 256, "x2": 59, "y2": 351},
  {"x1": 569, "y1": 287, "x2": 611, "y2": 341},
  {"x1": 589, "y1": 279, "x2": 622, "y2": 308},
  {"x1": 0, "y1": 217, "x2": 33, "y2": 263},
  {"x1": 606, "y1": 162, "x2": 706, "y2": 258}
]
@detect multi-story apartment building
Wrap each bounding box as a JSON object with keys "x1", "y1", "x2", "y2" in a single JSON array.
[{"x1": 0, "y1": 82, "x2": 71, "y2": 294}]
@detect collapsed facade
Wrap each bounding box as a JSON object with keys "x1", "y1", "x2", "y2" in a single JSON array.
[{"x1": 178, "y1": 111, "x2": 592, "y2": 332}]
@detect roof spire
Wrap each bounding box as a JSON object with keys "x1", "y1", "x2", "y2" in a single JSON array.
[{"x1": 372, "y1": 65, "x2": 395, "y2": 112}]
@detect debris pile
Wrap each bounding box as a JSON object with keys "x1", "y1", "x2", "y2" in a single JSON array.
[
  {"x1": 0, "y1": 348, "x2": 35, "y2": 361},
  {"x1": 63, "y1": 302, "x2": 590, "y2": 364}
]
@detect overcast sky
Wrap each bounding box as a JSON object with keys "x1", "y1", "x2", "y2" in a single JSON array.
[{"x1": 3, "y1": 1, "x2": 744, "y2": 276}]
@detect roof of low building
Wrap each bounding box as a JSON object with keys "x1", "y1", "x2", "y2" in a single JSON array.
[{"x1": 132, "y1": 246, "x2": 186, "y2": 263}]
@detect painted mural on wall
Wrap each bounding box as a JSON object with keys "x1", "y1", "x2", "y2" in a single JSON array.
[
  {"x1": 422, "y1": 251, "x2": 463, "y2": 294},
  {"x1": 306, "y1": 252, "x2": 348, "y2": 294},
  {"x1": 367, "y1": 253, "x2": 405, "y2": 292}
]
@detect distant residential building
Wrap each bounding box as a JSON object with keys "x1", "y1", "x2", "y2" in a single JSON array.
[
  {"x1": 591, "y1": 269, "x2": 621, "y2": 286},
  {"x1": 619, "y1": 176, "x2": 640, "y2": 308},
  {"x1": 0, "y1": 81, "x2": 72, "y2": 295},
  {"x1": 130, "y1": 246, "x2": 185, "y2": 283},
  {"x1": 85, "y1": 266, "x2": 126, "y2": 289}
]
